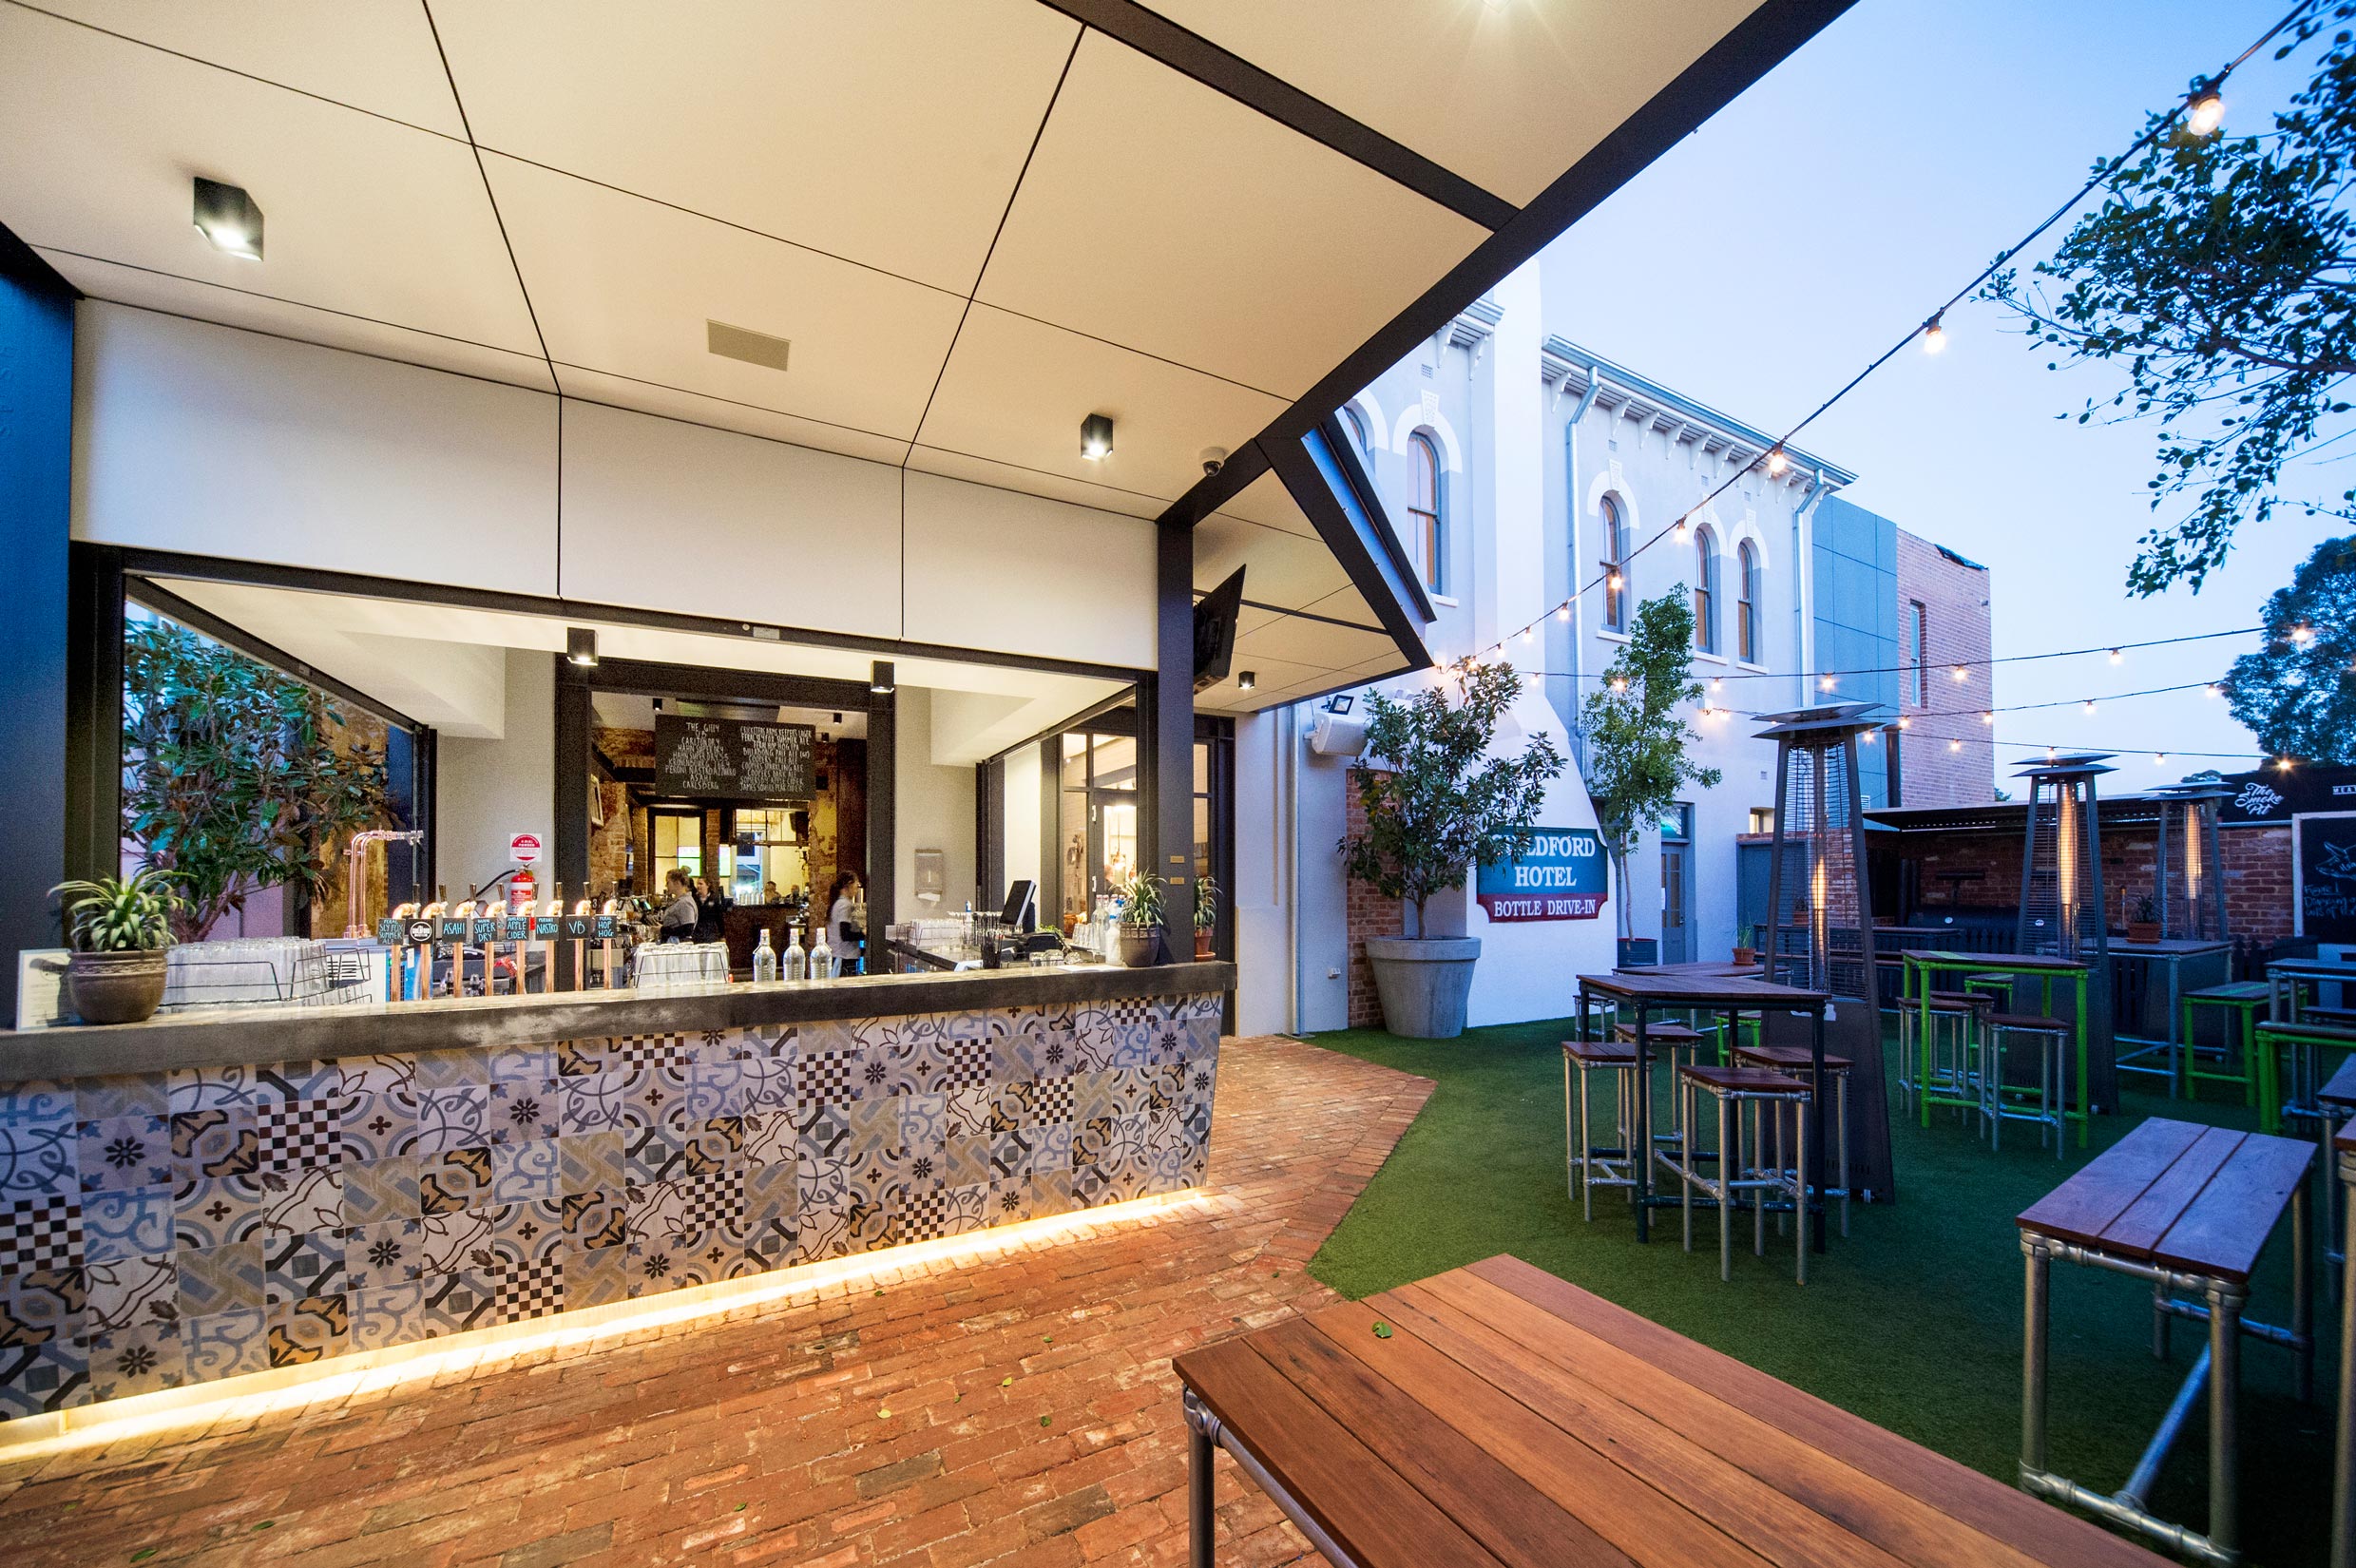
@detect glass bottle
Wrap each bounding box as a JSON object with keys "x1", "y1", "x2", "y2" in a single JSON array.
[
  {"x1": 784, "y1": 925, "x2": 808, "y2": 982},
  {"x1": 811, "y1": 926, "x2": 833, "y2": 982},
  {"x1": 752, "y1": 927, "x2": 777, "y2": 983}
]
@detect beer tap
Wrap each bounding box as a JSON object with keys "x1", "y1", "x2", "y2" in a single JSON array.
[
  {"x1": 423, "y1": 889, "x2": 452, "y2": 998},
  {"x1": 597, "y1": 897, "x2": 622, "y2": 990}
]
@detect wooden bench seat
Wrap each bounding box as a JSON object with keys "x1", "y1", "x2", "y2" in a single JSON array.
[{"x1": 1986, "y1": 1012, "x2": 2069, "y2": 1032}]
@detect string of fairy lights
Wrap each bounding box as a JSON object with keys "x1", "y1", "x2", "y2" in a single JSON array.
[{"x1": 1429, "y1": 2, "x2": 2319, "y2": 771}]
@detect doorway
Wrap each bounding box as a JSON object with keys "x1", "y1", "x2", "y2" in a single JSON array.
[{"x1": 1660, "y1": 801, "x2": 1694, "y2": 965}]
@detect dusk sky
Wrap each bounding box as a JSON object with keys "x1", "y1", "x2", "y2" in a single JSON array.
[{"x1": 1540, "y1": 0, "x2": 2337, "y2": 775}]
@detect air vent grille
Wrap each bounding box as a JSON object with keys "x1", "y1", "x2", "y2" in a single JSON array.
[{"x1": 706, "y1": 319, "x2": 791, "y2": 373}]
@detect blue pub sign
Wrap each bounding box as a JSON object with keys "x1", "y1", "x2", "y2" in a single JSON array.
[{"x1": 1475, "y1": 828, "x2": 1609, "y2": 921}]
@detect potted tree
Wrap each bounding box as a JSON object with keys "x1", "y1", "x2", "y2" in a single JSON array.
[
  {"x1": 1341, "y1": 660, "x2": 1562, "y2": 1039},
  {"x1": 1581, "y1": 591, "x2": 1722, "y2": 966},
  {"x1": 2127, "y1": 892, "x2": 2162, "y2": 945},
  {"x1": 1193, "y1": 872, "x2": 1219, "y2": 961},
  {"x1": 50, "y1": 868, "x2": 183, "y2": 1023},
  {"x1": 1114, "y1": 872, "x2": 1166, "y2": 967}
]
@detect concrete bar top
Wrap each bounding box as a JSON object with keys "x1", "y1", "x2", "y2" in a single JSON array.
[{"x1": 3, "y1": 961, "x2": 1235, "y2": 1081}]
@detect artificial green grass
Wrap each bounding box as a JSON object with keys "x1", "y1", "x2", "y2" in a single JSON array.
[{"x1": 1303, "y1": 1016, "x2": 2336, "y2": 1568}]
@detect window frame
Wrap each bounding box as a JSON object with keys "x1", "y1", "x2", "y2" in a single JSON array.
[
  {"x1": 1693, "y1": 524, "x2": 1718, "y2": 654},
  {"x1": 1599, "y1": 494, "x2": 1627, "y2": 632},
  {"x1": 1906, "y1": 599, "x2": 1928, "y2": 706},
  {"x1": 1736, "y1": 540, "x2": 1759, "y2": 662},
  {"x1": 1408, "y1": 429, "x2": 1445, "y2": 596}
]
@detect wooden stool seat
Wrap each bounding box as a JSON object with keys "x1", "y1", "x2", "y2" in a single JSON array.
[
  {"x1": 1679, "y1": 1063, "x2": 1811, "y2": 1096},
  {"x1": 1986, "y1": 1012, "x2": 2069, "y2": 1033},
  {"x1": 1615, "y1": 1022, "x2": 1702, "y2": 1044},
  {"x1": 1733, "y1": 1043, "x2": 1852, "y2": 1074},
  {"x1": 1561, "y1": 1038, "x2": 1637, "y2": 1066},
  {"x1": 1926, "y1": 990, "x2": 1990, "y2": 1011}
]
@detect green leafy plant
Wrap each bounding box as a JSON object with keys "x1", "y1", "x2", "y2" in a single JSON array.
[
  {"x1": 1117, "y1": 872, "x2": 1165, "y2": 929},
  {"x1": 50, "y1": 868, "x2": 182, "y2": 952},
  {"x1": 1194, "y1": 872, "x2": 1220, "y2": 932},
  {"x1": 1984, "y1": 10, "x2": 2356, "y2": 593},
  {"x1": 123, "y1": 618, "x2": 392, "y2": 941},
  {"x1": 2219, "y1": 534, "x2": 2355, "y2": 762},
  {"x1": 1580, "y1": 591, "x2": 1722, "y2": 941},
  {"x1": 1340, "y1": 660, "x2": 1564, "y2": 935},
  {"x1": 2132, "y1": 891, "x2": 2160, "y2": 925}
]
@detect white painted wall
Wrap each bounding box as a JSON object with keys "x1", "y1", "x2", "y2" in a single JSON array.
[
  {"x1": 1232, "y1": 709, "x2": 1293, "y2": 1037},
  {"x1": 70, "y1": 303, "x2": 559, "y2": 596},
  {"x1": 1001, "y1": 742, "x2": 1042, "y2": 918},
  {"x1": 892, "y1": 685, "x2": 977, "y2": 918},
  {"x1": 902, "y1": 471, "x2": 1155, "y2": 669},
  {"x1": 435, "y1": 648, "x2": 554, "y2": 899},
  {"x1": 557, "y1": 401, "x2": 904, "y2": 640}
]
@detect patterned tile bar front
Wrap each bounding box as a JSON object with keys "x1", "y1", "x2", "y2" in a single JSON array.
[{"x1": 0, "y1": 991, "x2": 1223, "y2": 1418}]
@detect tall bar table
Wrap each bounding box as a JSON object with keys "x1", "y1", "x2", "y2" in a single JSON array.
[{"x1": 1576, "y1": 970, "x2": 1834, "y2": 1252}]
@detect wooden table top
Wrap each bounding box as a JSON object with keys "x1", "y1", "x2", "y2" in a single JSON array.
[
  {"x1": 1580, "y1": 972, "x2": 1829, "y2": 1008},
  {"x1": 2017, "y1": 1118, "x2": 2311, "y2": 1285},
  {"x1": 2106, "y1": 939, "x2": 2232, "y2": 956},
  {"x1": 1900, "y1": 949, "x2": 2089, "y2": 972},
  {"x1": 1173, "y1": 1255, "x2": 2162, "y2": 1568}
]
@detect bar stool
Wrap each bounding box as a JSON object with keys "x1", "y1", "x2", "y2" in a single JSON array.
[
  {"x1": 1617, "y1": 1022, "x2": 1705, "y2": 1141},
  {"x1": 2180, "y1": 982, "x2": 2270, "y2": 1106},
  {"x1": 2256, "y1": 1020, "x2": 2356, "y2": 1137},
  {"x1": 1561, "y1": 1039, "x2": 1638, "y2": 1221},
  {"x1": 1669, "y1": 1063, "x2": 1813, "y2": 1283},
  {"x1": 1911, "y1": 991, "x2": 1991, "y2": 1125},
  {"x1": 1980, "y1": 1012, "x2": 2069, "y2": 1157},
  {"x1": 1732, "y1": 1043, "x2": 1852, "y2": 1236},
  {"x1": 1964, "y1": 971, "x2": 2018, "y2": 1012}
]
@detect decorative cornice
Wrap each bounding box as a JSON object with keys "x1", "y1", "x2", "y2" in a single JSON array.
[
  {"x1": 1540, "y1": 334, "x2": 1859, "y2": 490},
  {"x1": 1446, "y1": 296, "x2": 1504, "y2": 351}
]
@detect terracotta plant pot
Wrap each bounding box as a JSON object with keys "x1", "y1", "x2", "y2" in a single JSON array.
[
  {"x1": 2126, "y1": 922, "x2": 2161, "y2": 945},
  {"x1": 1115, "y1": 925, "x2": 1163, "y2": 968},
  {"x1": 1731, "y1": 947, "x2": 1758, "y2": 967},
  {"x1": 1194, "y1": 927, "x2": 1215, "y2": 961},
  {"x1": 67, "y1": 948, "x2": 168, "y2": 1024}
]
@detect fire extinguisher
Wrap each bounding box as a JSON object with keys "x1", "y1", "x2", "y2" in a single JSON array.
[{"x1": 510, "y1": 868, "x2": 536, "y2": 914}]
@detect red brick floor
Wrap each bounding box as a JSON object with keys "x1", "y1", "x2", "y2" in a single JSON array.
[{"x1": 0, "y1": 1038, "x2": 1432, "y2": 1568}]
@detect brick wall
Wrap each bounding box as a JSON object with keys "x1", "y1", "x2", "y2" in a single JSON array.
[
  {"x1": 1892, "y1": 820, "x2": 2293, "y2": 942},
  {"x1": 2222, "y1": 825, "x2": 2294, "y2": 944},
  {"x1": 1894, "y1": 529, "x2": 1995, "y2": 807},
  {"x1": 1343, "y1": 775, "x2": 1405, "y2": 1028}
]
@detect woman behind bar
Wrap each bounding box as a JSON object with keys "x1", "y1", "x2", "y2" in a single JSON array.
[
  {"x1": 659, "y1": 869, "x2": 697, "y2": 943},
  {"x1": 827, "y1": 871, "x2": 864, "y2": 976},
  {"x1": 692, "y1": 875, "x2": 728, "y2": 944}
]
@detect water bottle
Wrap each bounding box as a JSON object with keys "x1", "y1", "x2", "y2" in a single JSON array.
[
  {"x1": 752, "y1": 927, "x2": 777, "y2": 983},
  {"x1": 811, "y1": 926, "x2": 834, "y2": 981},
  {"x1": 784, "y1": 926, "x2": 808, "y2": 982}
]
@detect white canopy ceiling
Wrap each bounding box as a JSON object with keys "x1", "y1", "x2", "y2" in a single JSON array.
[{"x1": 1, "y1": 0, "x2": 1837, "y2": 714}]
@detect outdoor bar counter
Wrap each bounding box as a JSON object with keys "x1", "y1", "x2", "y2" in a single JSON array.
[{"x1": 0, "y1": 961, "x2": 1231, "y2": 1423}]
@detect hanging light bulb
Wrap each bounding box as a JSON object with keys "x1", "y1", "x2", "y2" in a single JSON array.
[
  {"x1": 1673, "y1": 518, "x2": 1690, "y2": 543},
  {"x1": 2205, "y1": 682, "x2": 2222, "y2": 698},
  {"x1": 2082, "y1": 698, "x2": 2097, "y2": 715},
  {"x1": 1556, "y1": 604, "x2": 1571, "y2": 622},
  {"x1": 2290, "y1": 623, "x2": 2316, "y2": 643},
  {"x1": 1948, "y1": 738, "x2": 1962, "y2": 752},
  {"x1": 1819, "y1": 675, "x2": 1837, "y2": 691},
  {"x1": 2185, "y1": 79, "x2": 2225, "y2": 138},
  {"x1": 2108, "y1": 647, "x2": 2122, "y2": 664},
  {"x1": 2047, "y1": 746, "x2": 2059, "y2": 761},
  {"x1": 1922, "y1": 312, "x2": 1947, "y2": 354},
  {"x1": 1897, "y1": 716, "x2": 1911, "y2": 730},
  {"x1": 1861, "y1": 729, "x2": 1876, "y2": 745},
  {"x1": 1608, "y1": 571, "x2": 1623, "y2": 590},
  {"x1": 1520, "y1": 626, "x2": 1534, "y2": 644},
  {"x1": 1980, "y1": 711, "x2": 1994, "y2": 725},
  {"x1": 1610, "y1": 677, "x2": 1628, "y2": 694},
  {"x1": 2276, "y1": 755, "x2": 2295, "y2": 771},
  {"x1": 1765, "y1": 447, "x2": 1789, "y2": 478},
  {"x1": 1711, "y1": 678, "x2": 1724, "y2": 692},
  {"x1": 1950, "y1": 664, "x2": 1968, "y2": 682},
  {"x1": 2154, "y1": 753, "x2": 2168, "y2": 766}
]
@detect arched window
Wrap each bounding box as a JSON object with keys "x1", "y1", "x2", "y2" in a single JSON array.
[
  {"x1": 1340, "y1": 404, "x2": 1369, "y2": 454},
  {"x1": 1737, "y1": 541, "x2": 1759, "y2": 662},
  {"x1": 1693, "y1": 525, "x2": 1719, "y2": 654},
  {"x1": 1599, "y1": 494, "x2": 1628, "y2": 631},
  {"x1": 1408, "y1": 430, "x2": 1444, "y2": 595}
]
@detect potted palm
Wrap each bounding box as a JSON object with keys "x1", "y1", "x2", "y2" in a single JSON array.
[
  {"x1": 2127, "y1": 892, "x2": 2162, "y2": 945},
  {"x1": 1193, "y1": 872, "x2": 1219, "y2": 961},
  {"x1": 1114, "y1": 872, "x2": 1166, "y2": 967},
  {"x1": 1341, "y1": 660, "x2": 1562, "y2": 1039},
  {"x1": 50, "y1": 868, "x2": 183, "y2": 1024}
]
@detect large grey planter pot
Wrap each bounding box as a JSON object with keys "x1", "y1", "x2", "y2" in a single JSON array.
[{"x1": 1363, "y1": 935, "x2": 1482, "y2": 1039}]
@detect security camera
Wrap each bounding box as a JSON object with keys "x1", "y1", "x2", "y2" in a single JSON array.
[{"x1": 1199, "y1": 447, "x2": 1228, "y2": 476}]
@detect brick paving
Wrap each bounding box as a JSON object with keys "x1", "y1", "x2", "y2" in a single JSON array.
[{"x1": 0, "y1": 1037, "x2": 1433, "y2": 1568}]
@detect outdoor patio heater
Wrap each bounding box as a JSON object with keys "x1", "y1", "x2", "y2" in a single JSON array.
[
  {"x1": 2014, "y1": 754, "x2": 2118, "y2": 1108},
  {"x1": 2148, "y1": 780, "x2": 2232, "y2": 941},
  {"x1": 1753, "y1": 701, "x2": 1896, "y2": 1203}
]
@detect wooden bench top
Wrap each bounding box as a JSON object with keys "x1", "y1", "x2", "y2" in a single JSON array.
[
  {"x1": 2016, "y1": 1118, "x2": 2311, "y2": 1284},
  {"x1": 1173, "y1": 1254, "x2": 2165, "y2": 1568},
  {"x1": 2185, "y1": 982, "x2": 2270, "y2": 1003},
  {"x1": 2319, "y1": 1054, "x2": 2356, "y2": 1111}
]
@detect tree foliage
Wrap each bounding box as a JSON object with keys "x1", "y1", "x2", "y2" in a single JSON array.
[
  {"x1": 124, "y1": 618, "x2": 392, "y2": 941},
  {"x1": 2220, "y1": 532, "x2": 2356, "y2": 760},
  {"x1": 1340, "y1": 660, "x2": 1563, "y2": 935},
  {"x1": 1986, "y1": 6, "x2": 2356, "y2": 593},
  {"x1": 1580, "y1": 591, "x2": 1722, "y2": 939}
]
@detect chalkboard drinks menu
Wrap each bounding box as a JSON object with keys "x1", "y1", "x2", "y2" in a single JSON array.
[{"x1": 654, "y1": 715, "x2": 815, "y2": 800}]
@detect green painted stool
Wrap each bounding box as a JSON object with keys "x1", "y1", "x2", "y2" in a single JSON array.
[
  {"x1": 2253, "y1": 1019, "x2": 2356, "y2": 1136},
  {"x1": 2180, "y1": 982, "x2": 2270, "y2": 1106}
]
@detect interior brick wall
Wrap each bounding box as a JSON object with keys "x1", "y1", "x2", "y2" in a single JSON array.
[
  {"x1": 1894, "y1": 529, "x2": 1995, "y2": 807},
  {"x1": 1343, "y1": 776, "x2": 1404, "y2": 1029}
]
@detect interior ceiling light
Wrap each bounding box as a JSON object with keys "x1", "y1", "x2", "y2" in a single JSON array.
[
  {"x1": 1236, "y1": 671, "x2": 1256, "y2": 691},
  {"x1": 565, "y1": 627, "x2": 598, "y2": 667},
  {"x1": 1080, "y1": 412, "x2": 1115, "y2": 462},
  {"x1": 193, "y1": 176, "x2": 262, "y2": 259},
  {"x1": 2185, "y1": 79, "x2": 2225, "y2": 137},
  {"x1": 1921, "y1": 312, "x2": 1946, "y2": 354},
  {"x1": 706, "y1": 320, "x2": 793, "y2": 374},
  {"x1": 869, "y1": 660, "x2": 894, "y2": 695}
]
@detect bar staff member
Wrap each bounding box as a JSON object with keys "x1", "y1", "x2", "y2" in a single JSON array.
[
  {"x1": 659, "y1": 869, "x2": 698, "y2": 943},
  {"x1": 827, "y1": 871, "x2": 864, "y2": 975}
]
